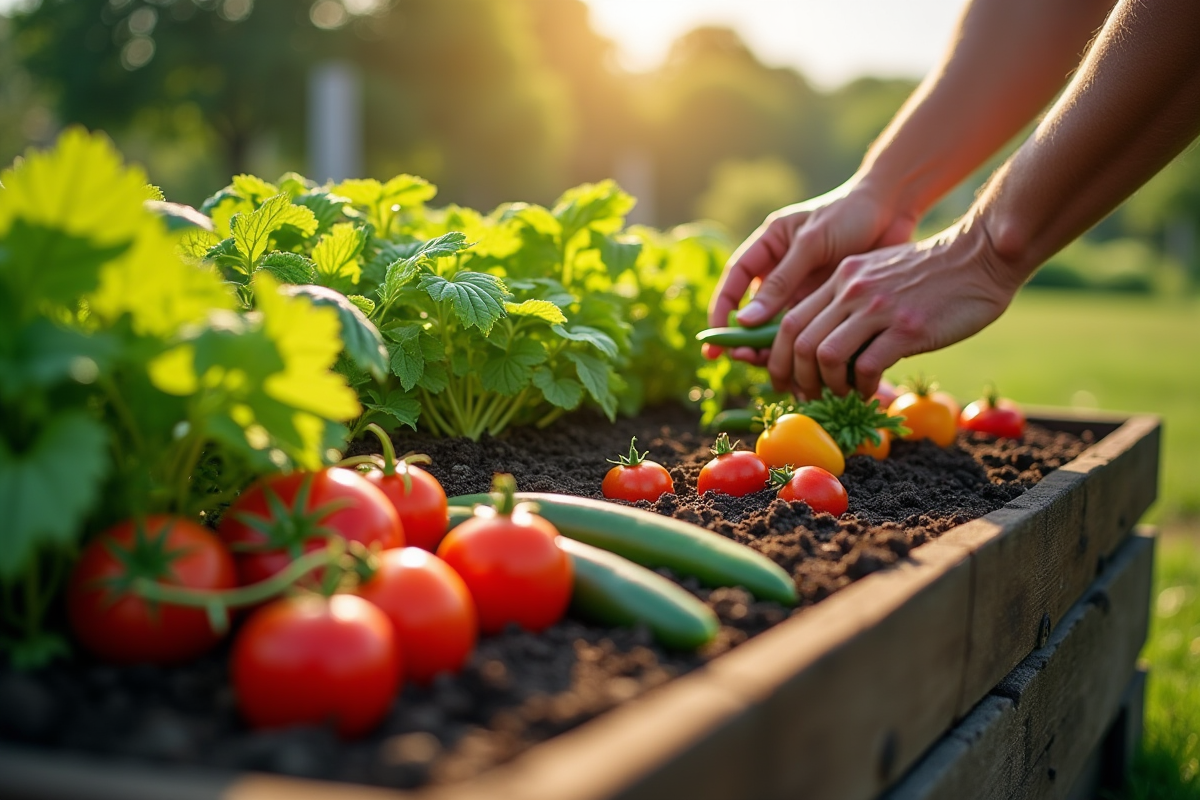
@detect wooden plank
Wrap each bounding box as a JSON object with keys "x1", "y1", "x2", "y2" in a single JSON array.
[
  {"x1": 883, "y1": 530, "x2": 1155, "y2": 800},
  {"x1": 943, "y1": 415, "x2": 1159, "y2": 717},
  {"x1": 704, "y1": 536, "x2": 976, "y2": 800}
]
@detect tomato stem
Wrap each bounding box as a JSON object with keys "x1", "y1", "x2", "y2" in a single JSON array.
[
  {"x1": 608, "y1": 436, "x2": 650, "y2": 467},
  {"x1": 709, "y1": 432, "x2": 741, "y2": 457},
  {"x1": 489, "y1": 473, "x2": 519, "y2": 516},
  {"x1": 364, "y1": 423, "x2": 399, "y2": 476},
  {"x1": 768, "y1": 466, "x2": 796, "y2": 491}
]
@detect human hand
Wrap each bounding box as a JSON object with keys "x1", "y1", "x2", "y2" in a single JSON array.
[
  {"x1": 766, "y1": 213, "x2": 1022, "y2": 399},
  {"x1": 704, "y1": 178, "x2": 917, "y2": 365}
]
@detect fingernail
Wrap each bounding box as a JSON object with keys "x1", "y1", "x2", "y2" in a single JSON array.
[{"x1": 737, "y1": 300, "x2": 766, "y2": 325}]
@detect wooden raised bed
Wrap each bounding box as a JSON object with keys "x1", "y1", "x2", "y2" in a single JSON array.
[{"x1": 0, "y1": 410, "x2": 1160, "y2": 800}]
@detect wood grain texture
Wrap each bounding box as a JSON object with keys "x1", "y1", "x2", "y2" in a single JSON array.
[{"x1": 883, "y1": 530, "x2": 1154, "y2": 800}]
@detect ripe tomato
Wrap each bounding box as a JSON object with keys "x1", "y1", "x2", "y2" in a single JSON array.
[
  {"x1": 960, "y1": 391, "x2": 1026, "y2": 439},
  {"x1": 697, "y1": 433, "x2": 769, "y2": 496},
  {"x1": 776, "y1": 466, "x2": 849, "y2": 516},
  {"x1": 754, "y1": 406, "x2": 845, "y2": 476},
  {"x1": 853, "y1": 429, "x2": 891, "y2": 460},
  {"x1": 437, "y1": 490, "x2": 572, "y2": 635},
  {"x1": 232, "y1": 593, "x2": 399, "y2": 738},
  {"x1": 357, "y1": 547, "x2": 477, "y2": 684},
  {"x1": 602, "y1": 437, "x2": 674, "y2": 503},
  {"x1": 218, "y1": 468, "x2": 403, "y2": 585},
  {"x1": 67, "y1": 516, "x2": 236, "y2": 665},
  {"x1": 365, "y1": 463, "x2": 448, "y2": 552},
  {"x1": 889, "y1": 381, "x2": 958, "y2": 447}
]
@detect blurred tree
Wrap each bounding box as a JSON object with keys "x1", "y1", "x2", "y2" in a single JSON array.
[
  {"x1": 0, "y1": 14, "x2": 57, "y2": 164},
  {"x1": 1120, "y1": 148, "x2": 1200, "y2": 282},
  {"x1": 695, "y1": 156, "x2": 805, "y2": 239}
]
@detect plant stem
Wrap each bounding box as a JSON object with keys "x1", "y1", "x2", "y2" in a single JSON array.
[
  {"x1": 419, "y1": 388, "x2": 453, "y2": 436},
  {"x1": 489, "y1": 388, "x2": 530, "y2": 436}
]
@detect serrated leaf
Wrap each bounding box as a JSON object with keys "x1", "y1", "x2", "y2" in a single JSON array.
[
  {"x1": 532, "y1": 367, "x2": 584, "y2": 410},
  {"x1": 505, "y1": 299, "x2": 567, "y2": 325},
  {"x1": 312, "y1": 222, "x2": 367, "y2": 286},
  {"x1": 347, "y1": 295, "x2": 375, "y2": 316},
  {"x1": 0, "y1": 413, "x2": 109, "y2": 579},
  {"x1": 278, "y1": 283, "x2": 388, "y2": 382},
  {"x1": 379, "y1": 232, "x2": 472, "y2": 308},
  {"x1": 419, "y1": 271, "x2": 509, "y2": 334},
  {"x1": 230, "y1": 194, "x2": 319, "y2": 271},
  {"x1": 480, "y1": 339, "x2": 546, "y2": 395},
  {"x1": 178, "y1": 228, "x2": 223, "y2": 263},
  {"x1": 553, "y1": 179, "x2": 635, "y2": 240},
  {"x1": 277, "y1": 172, "x2": 314, "y2": 198},
  {"x1": 550, "y1": 324, "x2": 619, "y2": 358},
  {"x1": 364, "y1": 387, "x2": 421, "y2": 431},
  {"x1": 258, "y1": 251, "x2": 317, "y2": 284},
  {"x1": 295, "y1": 191, "x2": 348, "y2": 234},
  {"x1": 565, "y1": 350, "x2": 617, "y2": 420},
  {"x1": 231, "y1": 174, "x2": 280, "y2": 204},
  {"x1": 386, "y1": 325, "x2": 426, "y2": 391},
  {"x1": 418, "y1": 361, "x2": 449, "y2": 393},
  {"x1": 144, "y1": 184, "x2": 166, "y2": 201}
]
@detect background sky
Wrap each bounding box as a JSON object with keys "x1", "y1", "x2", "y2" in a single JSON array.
[{"x1": 582, "y1": 0, "x2": 966, "y2": 89}]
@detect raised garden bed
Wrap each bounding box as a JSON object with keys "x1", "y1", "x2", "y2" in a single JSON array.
[{"x1": 0, "y1": 406, "x2": 1160, "y2": 800}]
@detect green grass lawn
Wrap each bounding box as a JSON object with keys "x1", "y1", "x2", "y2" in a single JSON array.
[
  {"x1": 890, "y1": 289, "x2": 1200, "y2": 523},
  {"x1": 892, "y1": 289, "x2": 1200, "y2": 797}
]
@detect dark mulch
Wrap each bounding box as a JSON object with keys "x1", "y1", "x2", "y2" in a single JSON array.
[{"x1": 0, "y1": 405, "x2": 1094, "y2": 789}]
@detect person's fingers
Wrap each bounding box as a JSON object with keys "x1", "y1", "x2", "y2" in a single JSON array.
[
  {"x1": 736, "y1": 223, "x2": 829, "y2": 327},
  {"x1": 815, "y1": 316, "x2": 887, "y2": 396},
  {"x1": 850, "y1": 329, "x2": 918, "y2": 399},
  {"x1": 729, "y1": 347, "x2": 770, "y2": 367},
  {"x1": 709, "y1": 219, "x2": 793, "y2": 328},
  {"x1": 767, "y1": 282, "x2": 833, "y2": 394},
  {"x1": 791, "y1": 303, "x2": 850, "y2": 400}
]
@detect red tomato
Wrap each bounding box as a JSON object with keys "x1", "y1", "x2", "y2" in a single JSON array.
[
  {"x1": 777, "y1": 466, "x2": 849, "y2": 516},
  {"x1": 218, "y1": 468, "x2": 403, "y2": 585},
  {"x1": 960, "y1": 394, "x2": 1026, "y2": 439},
  {"x1": 67, "y1": 516, "x2": 236, "y2": 665},
  {"x1": 697, "y1": 433, "x2": 769, "y2": 496},
  {"x1": 601, "y1": 437, "x2": 673, "y2": 503},
  {"x1": 365, "y1": 464, "x2": 449, "y2": 552},
  {"x1": 231, "y1": 593, "x2": 399, "y2": 738},
  {"x1": 437, "y1": 506, "x2": 573, "y2": 635},
  {"x1": 357, "y1": 547, "x2": 477, "y2": 684}
]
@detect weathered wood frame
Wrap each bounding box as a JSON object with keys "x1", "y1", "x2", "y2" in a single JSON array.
[{"x1": 0, "y1": 411, "x2": 1161, "y2": 800}]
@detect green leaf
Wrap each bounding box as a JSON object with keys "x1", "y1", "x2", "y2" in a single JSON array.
[
  {"x1": 230, "y1": 174, "x2": 280, "y2": 204},
  {"x1": 480, "y1": 339, "x2": 546, "y2": 395},
  {"x1": 565, "y1": 350, "x2": 617, "y2": 420},
  {"x1": 295, "y1": 191, "x2": 348, "y2": 234},
  {"x1": 311, "y1": 223, "x2": 367, "y2": 286},
  {"x1": 144, "y1": 184, "x2": 166, "y2": 202},
  {"x1": 230, "y1": 194, "x2": 319, "y2": 271},
  {"x1": 0, "y1": 413, "x2": 109, "y2": 579},
  {"x1": 178, "y1": 229, "x2": 223, "y2": 263},
  {"x1": 593, "y1": 231, "x2": 643, "y2": 279},
  {"x1": 386, "y1": 325, "x2": 426, "y2": 391},
  {"x1": 505, "y1": 299, "x2": 567, "y2": 326},
  {"x1": 0, "y1": 319, "x2": 116, "y2": 400},
  {"x1": 379, "y1": 232, "x2": 472, "y2": 307},
  {"x1": 550, "y1": 324, "x2": 619, "y2": 358},
  {"x1": 347, "y1": 295, "x2": 375, "y2": 317},
  {"x1": 419, "y1": 271, "x2": 510, "y2": 334},
  {"x1": 532, "y1": 367, "x2": 584, "y2": 410},
  {"x1": 0, "y1": 220, "x2": 130, "y2": 315},
  {"x1": 278, "y1": 283, "x2": 389, "y2": 382},
  {"x1": 258, "y1": 251, "x2": 317, "y2": 284},
  {"x1": 418, "y1": 361, "x2": 449, "y2": 393},
  {"x1": 553, "y1": 180, "x2": 636, "y2": 240},
  {"x1": 364, "y1": 387, "x2": 421, "y2": 431}
]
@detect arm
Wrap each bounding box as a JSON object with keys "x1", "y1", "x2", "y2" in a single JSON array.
[
  {"x1": 709, "y1": 0, "x2": 1115, "y2": 355},
  {"x1": 771, "y1": 0, "x2": 1200, "y2": 399}
]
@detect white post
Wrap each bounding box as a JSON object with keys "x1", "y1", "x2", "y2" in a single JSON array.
[{"x1": 308, "y1": 61, "x2": 363, "y2": 183}]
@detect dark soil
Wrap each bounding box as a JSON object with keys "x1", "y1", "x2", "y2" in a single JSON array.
[{"x1": 0, "y1": 405, "x2": 1094, "y2": 789}]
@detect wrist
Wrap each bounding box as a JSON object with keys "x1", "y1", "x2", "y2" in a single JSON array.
[{"x1": 961, "y1": 203, "x2": 1034, "y2": 298}]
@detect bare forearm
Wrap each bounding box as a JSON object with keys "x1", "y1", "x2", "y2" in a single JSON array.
[
  {"x1": 979, "y1": 0, "x2": 1200, "y2": 281},
  {"x1": 861, "y1": 0, "x2": 1115, "y2": 218}
]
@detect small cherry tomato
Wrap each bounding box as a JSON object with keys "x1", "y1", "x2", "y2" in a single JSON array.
[
  {"x1": 754, "y1": 404, "x2": 845, "y2": 476},
  {"x1": 67, "y1": 516, "x2": 237, "y2": 665},
  {"x1": 889, "y1": 379, "x2": 958, "y2": 448},
  {"x1": 960, "y1": 389, "x2": 1026, "y2": 439},
  {"x1": 231, "y1": 593, "x2": 399, "y2": 738},
  {"x1": 697, "y1": 433, "x2": 770, "y2": 496},
  {"x1": 218, "y1": 468, "x2": 403, "y2": 585},
  {"x1": 853, "y1": 429, "x2": 891, "y2": 460},
  {"x1": 601, "y1": 437, "x2": 674, "y2": 503},
  {"x1": 437, "y1": 475, "x2": 573, "y2": 634},
  {"x1": 356, "y1": 424, "x2": 449, "y2": 552},
  {"x1": 773, "y1": 466, "x2": 849, "y2": 516},
  {"x1": 357, "y1": 547, "x2": 477, "y2": 685}
]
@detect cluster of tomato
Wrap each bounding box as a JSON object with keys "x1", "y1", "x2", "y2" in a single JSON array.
[
  {"x1": 66, "y1": 429, "x2": 574, "y2": 738},
  {"x1": 601, "y1": 380, "x2": 1026, "y2": 520}
]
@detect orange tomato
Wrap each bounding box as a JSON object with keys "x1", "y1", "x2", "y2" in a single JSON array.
[
  {"x1": 755, "y1": 412, "x2": 845, "y2": 476},
  {"x1": 889, "y1": 391, "x2": 957, "y2": 447},
  {"x1": 852, "y1": 429, "x2": 891, "y2": 460}
]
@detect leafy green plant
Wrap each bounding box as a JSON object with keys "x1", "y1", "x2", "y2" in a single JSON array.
[{"x1": 0, "y1": 130, "x2": 361, "y2": 667}]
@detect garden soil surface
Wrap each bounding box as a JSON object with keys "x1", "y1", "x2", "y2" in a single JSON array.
[{"x1": 0, "y1": 405, "x2": 1095, "y2": 790}]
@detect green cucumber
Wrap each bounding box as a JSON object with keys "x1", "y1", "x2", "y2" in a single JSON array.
[
  {"x1": 695, "y1": 322, "x2": 780, "y2": 349},
  {"x1": 558, "y1": 538, "x2": 718, "y2": 650},
  {"x1": 704, "y1": 407, "x2": 761, "y2": 434},
  {"x1": 447, "y1": 492, "x2": 796, "y2": 606}
]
